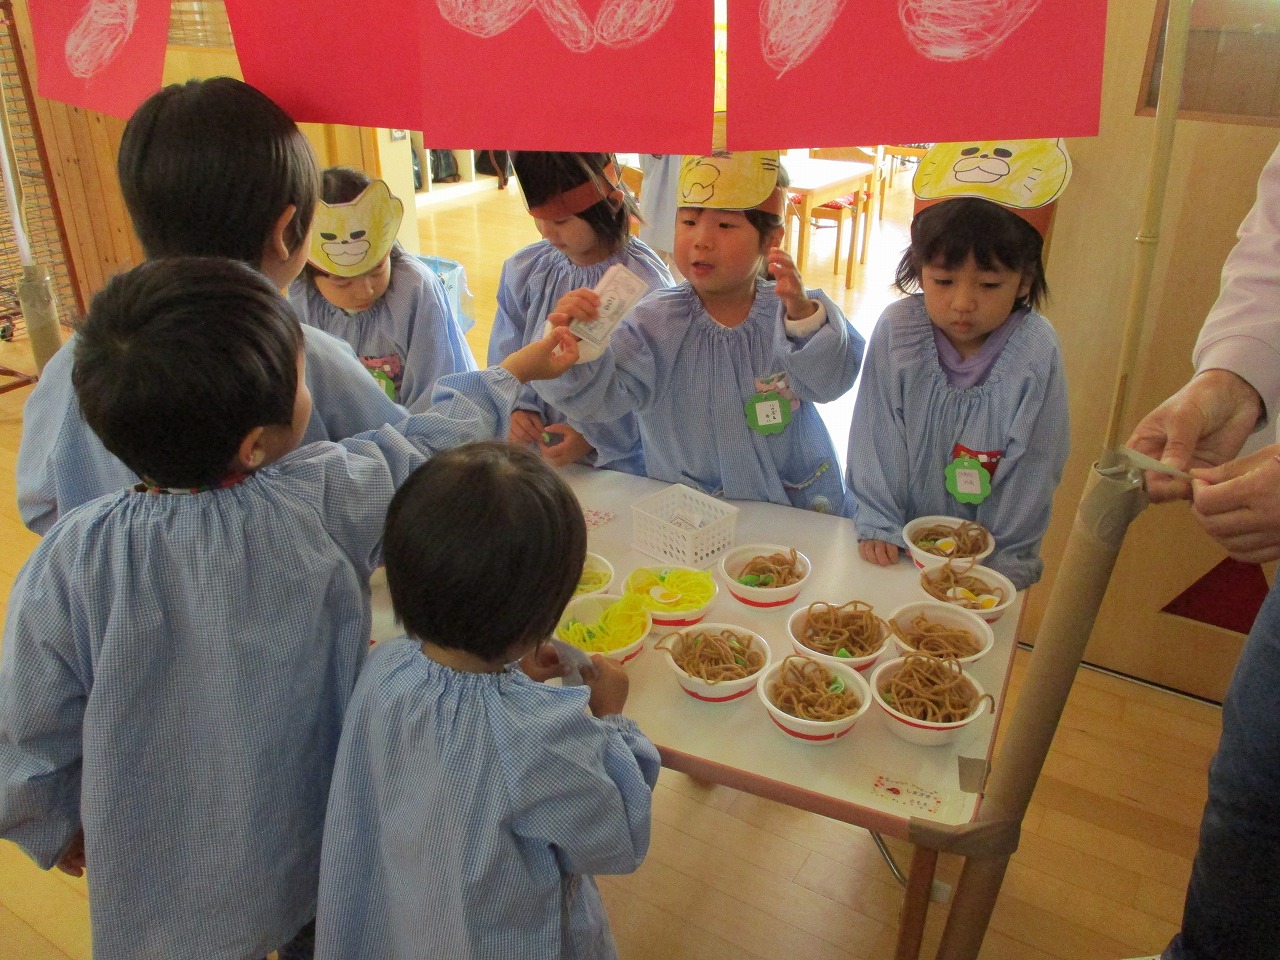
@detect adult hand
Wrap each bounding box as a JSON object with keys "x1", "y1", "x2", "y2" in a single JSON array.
[
  {"x1": 1126, "y1": 369, "x2": 1263, "y2": 502},
  {"x1": 1191, "y1": 445, "x2": 1280, "y2": 562},
  {"x1": 509, "y1": 409, "x2": 545, "y2": 447},
  {"x1": 539, "y1": 423, "x2": 593, "y2": 467},
  {"x1": 767, "y1": 246, "x2": 817, "y2": 321},
  {"x1": 859, "y1": 539, "x2": 900, "y2": 566}
]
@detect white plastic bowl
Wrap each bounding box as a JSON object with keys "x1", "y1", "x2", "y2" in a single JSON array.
[
  {"x1": 917, "y1": 562, "x2": 1017, "y2": 623},
  {"x1": 885, "y1": 601, "x2": 995, "y2": 666},
  {"x1": 623, "y1": 565, "x2": 718, "y2": 627},
  {"x1": 656, "y1": 623, "x2": 772, "y2": 703},
  {"x1": 757, "y1": 655, "x2": 872, "y2": 743},
  {"x1": 870, "y1": 656, "x2": 992, "y2": 747},
  {"x1": 786, "y1": 602, "x2": 891, "y2": 673},
  {"x1": 574, "y1": 552, "x2": 615, "y2": 597},
  {"x1": 555, "y1": 593, "x2": 652, "y2": 665},
  {"x1": 719, "y1": 543, "x2": 812, "y2": 608},
  {"x1": 902, "y1": 515, "x2": 995, "y2": 571}
]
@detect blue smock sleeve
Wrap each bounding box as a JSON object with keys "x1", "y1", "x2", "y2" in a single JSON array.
[
  {"x1": 15, "y1": 345, "x2": 76, "y2": 536},
  {"x1": 0, "y1": 558, "x2": 87, "y2": 868},
  {"x1": 534, "y1": 309, "x2": 661, "y2": 424},
  {"x1": 302, "y1": 325, "x2": 408, "y2": 436},
  {"x1": 487, "y1": 261, "x2": 545, "y2": 418},
  {"x1": 977, "y1": 345, "x2": 1070, "y2": 589},
  {"x1": 846, "y1": 313, "x2": 912, "y2": 545},
  {"x1": 778, "y1": 291, "x2": 864, "y2": 403},
  {"x1": 395, "y1": 259, "x2": 477, "y2": 412},
  {"x1": 502, "y1": 701, "x2": 659, "y2": 878}
]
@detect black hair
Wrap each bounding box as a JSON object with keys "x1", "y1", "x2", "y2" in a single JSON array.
[
  {"x1": 303, "y1": 166, "x2": 404, "y2": 280},
  {"x1": 511, "y1": 152, "x2": 638, "y2": 255},
  {"x1": 73, "y1": 257, "x2": 303, "y2": 488},
  {"x1": 745, "y1": 161, "x2": 789, "y2": 240},
  {"x1": 118, "y1": 77, "x2": 320, "y2": 267},
  {"x1": 895, "y1": 197, "x2": 1048, "y2": 310},
  {"x1": 384, "y1": 442, "x2": 587, "y2": 662}
]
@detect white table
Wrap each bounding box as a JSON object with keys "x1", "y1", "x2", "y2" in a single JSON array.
[{"x1": 371, "y1": 465, "x2": 1025, "y2": 959}]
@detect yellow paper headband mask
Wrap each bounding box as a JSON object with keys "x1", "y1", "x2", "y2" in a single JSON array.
[
  {"x1": 679, "y1": 116, "x2": 785, "y2": 216},
  {"x1": 913, "y1": 139, "x2": 1072, "y2": 209},
  {"x1": 309, "y1": 180, "x2": 404, "y2": 277}
]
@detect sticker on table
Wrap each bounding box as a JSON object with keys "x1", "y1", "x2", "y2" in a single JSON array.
[
  {"x1": 583, "y1": 509, "x2": 615, "y2": 530},
  {"x1": 872, "y1": 775, "x2": 944, "y2": 815}
]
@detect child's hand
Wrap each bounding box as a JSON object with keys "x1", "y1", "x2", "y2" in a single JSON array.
[
  {"x1": 859, "y1": 539, "x2": 900, "y2": 566},
  {"x1": 767, "y1": 247, "x2": 818, "y2": 322},
  {"x1": 519, "y1": 643, "x2": 567, "y2": 683},
  {"x1": 540, "y1": 424, "x2": 593, "y2": 467},
  {"x1": 56, "y1": 828, "x2": 85, "y2": 878},
  {"x1": 500, "y1": 326, "x2": 579, "y2": 382},
  {"x1": 584, "y1": 654, "x2": 629, "y2": 716},
  {"x1": 509, "y1": 410, "x2": 546, "y2": 447},
  {"x1": 548, "y1": 288, "x2": 601, "y2": 329}
]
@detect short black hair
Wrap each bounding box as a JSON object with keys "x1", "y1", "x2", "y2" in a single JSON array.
[
  {"x1": 304, "y1": 166, "x2": 403, "y2": 280},
  {"x1": 896, "y1": 197, "x2": 1048, "y2": 310},
  {"x1": 118, "y1": 77, "x2": 320, "y2": 267},
  {"x1": 511, "y1": 151, "x2": 638, "y2": 255},
  {"x1": 74, "y1": 257, "x2": 303, "y2": 488},
  {"x1": 384, "y1": 442, "x2": 587, "y2": 661}
]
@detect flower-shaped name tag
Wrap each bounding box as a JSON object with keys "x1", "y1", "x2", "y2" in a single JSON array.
[
  {"x1": 945, "y1": 454, "x2": 991, "y2": 504},
  {"x1": 745, "y1": 390, "x2": 791, "y2": 435}
]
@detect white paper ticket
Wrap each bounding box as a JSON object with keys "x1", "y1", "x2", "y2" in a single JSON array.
[{"x1": 570, "y1": 263, "x2": 648, "y2": 348}]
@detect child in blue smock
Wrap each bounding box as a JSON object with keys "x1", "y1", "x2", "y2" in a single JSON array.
[
  {"x1": 846, "y1": 197, "x2": 1069, "y2": 589},
  {"x1": 539, "y1": 148, "x2": 863, "y2": 514},
  {"x1": 289, "y1": 167, "x2": 476, "y2": 409},
  {"x1": 17, "y1": 79, "x2": 405, "y2": 535},
  {"x1": 0, "y1": 258, "x2": 576, "y2": 960},
  {"x1": 316, "y1": 441, "x2": 659, "y2": 960},
  {"x1": 488, "y1": 151, "x2": 672, "y2": 474}
]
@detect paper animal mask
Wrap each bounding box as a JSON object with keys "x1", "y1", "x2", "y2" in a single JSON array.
[
  {"x1": 913, "y1": 140, "x2": 1072, "y2": 209},
  {"x1": 309, "y1": 180, "x2": 404, "y2": 277},
  {"x1": 678, "y1": 112, "x2": 785, "y2": 215}
]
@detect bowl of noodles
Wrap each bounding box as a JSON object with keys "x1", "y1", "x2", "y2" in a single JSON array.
[
  {"x1": 555, "y1": 593, "x2": 652, "y2": 665},
  {"x1": 719, "y1": 543, "x2": 811, "y2": 607},
  {"x1": 623, "y1": 565, "x2": 718, "y2": 627},
  {"x1": 787, "y1": 600, "x2": 891, "y2": 673},
  {"x1": 870, "y1": 655, "x2": 994, "y2": 747},
  {"x1": 654, "y1": 623, "x2": 772, "y2": 703},
  {"x1": 902, "y1": 516, "x2": 994, "y2": 571},
  {"x1": 918, "y1": 560, "x2": 1016, "y2": 623},
  {"x1": 757, "y1": 654, "x2": 871, "y2": 743},
  {"x1": 886, "y1": 601, "x2": 995, "y2": 666},
  {"x1": 574, "y1": 553, "x2": 615, "y2": 597}
]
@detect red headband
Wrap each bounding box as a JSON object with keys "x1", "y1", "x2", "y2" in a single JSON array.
[{"x1": 526, "y1": 162, "x2": 623, "y2": 220}]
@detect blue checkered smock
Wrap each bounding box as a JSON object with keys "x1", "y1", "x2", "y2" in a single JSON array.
[
  {"x1": 0, "y1": 368, "x2": 517, "y2": 960},
  {"x1": 316, "y1": 638, "x2": 660, "y2": 960},
  {"x1": 845, "y1": 295, "x2": 1070, "y2": 588},
  {"x1": 487, "y1": 238, "x2": 672, "y2": 475},
  {"x1": 16, "y1": 324, "x2": 408, "y2": 535}
]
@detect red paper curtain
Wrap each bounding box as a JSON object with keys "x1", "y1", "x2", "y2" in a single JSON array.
[{"x1": 25, "y1": 0, "x2": 1106, "y2": 153}]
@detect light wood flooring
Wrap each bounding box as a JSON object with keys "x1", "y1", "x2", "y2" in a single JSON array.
[{"x1": 0, "y1": 172, "x2": 1216, "y2": 959}]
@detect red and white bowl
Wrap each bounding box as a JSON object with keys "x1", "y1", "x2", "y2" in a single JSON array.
[
  {"x1": 657, "y1": 624, "x2": 772, "y2": 703},
  {"x1": 756, "y1": 655, "x2": 871, "y2": 743},
  {"x1": 719, "y1": 543, "x2": 812, "y2": 608},
  {"x1": 902, "y1": 515, "x2": 995, "y2": 571},
  {"x1": 917, "y1": 563, "x2": 1016, "y2": 623},
  {"x1": 870, "y1": 657, "x2": 992, "y2": 747},
  {"x1": 885, "y1": 601, "x2": 995, "y2": 666},
  {"x1": 623, "y1": 565, "x2": 718, "y2": 628},
  {"x1": 786, "y1": 603, "x2": 891, "y2": 673}
]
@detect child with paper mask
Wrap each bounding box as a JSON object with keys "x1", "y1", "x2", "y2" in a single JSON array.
[
  {"x1": 538, "y1": 137, "x2": 863, "y2": 514},
  {"x1": 846, "y1": 139, "x2": 1072, "y2": 589},
  {"x1": 16, "y1": 78, "x2": 406, "y2": 535},
  {"x1": 0, "y1": 258, "x2": 577, "y2": 960},
  {"x1": 315, "y1": 441, "x2": 658, "y2": 960},
  {"x1": 488, "y1": 151, "x2": 672, "y2": 472},
  {"x1": 290, "y1": 167, "x2": 476, "y2": 409}
]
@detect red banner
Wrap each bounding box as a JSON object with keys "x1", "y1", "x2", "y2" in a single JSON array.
[
  {"x1": 727, "y1": 0, "x2": 1107, "y2": 150},
  {"x1": 27, "y1": 0, "x2": 171, "y2": 119}
]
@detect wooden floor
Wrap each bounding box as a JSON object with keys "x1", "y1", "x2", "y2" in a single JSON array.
[{"x1": 0, "y1": 170, "x2": 1216, "y2": 959}]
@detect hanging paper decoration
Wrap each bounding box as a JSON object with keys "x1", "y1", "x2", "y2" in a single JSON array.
[
  {"x1": 727, "y1": 0, "x2": 1106, "y2": 149},
  {"x1": 26, "y1": 0, "x2": 171, "y2": 118}
]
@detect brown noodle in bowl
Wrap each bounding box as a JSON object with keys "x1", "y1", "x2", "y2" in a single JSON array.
[
  {"x1": 797, "y1": 600, "x2": 887, "y2": 659},
  {"x1": 655, "y1": 628, "x2": 764, "y2": 684},
  {"x1": 888, "y1": 613, "x2": 981, "y2": 660},
  {"x1": 767, "y1": 655, "x2": 862, "y2": 721},
  {"x1": 736, "y1": 547, "x2": 803, "y2": 587},
  {"x1": 882, "y1": 654, "x2": 993, "y2": 723},
  {"x1": 911, "y1": 520, "x2": 991, "y2": 559},
  {"x1": 920, "y1": 560, "x2": 1007, "y2": 610}
]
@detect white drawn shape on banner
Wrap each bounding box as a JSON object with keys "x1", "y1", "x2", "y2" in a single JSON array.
[
  {"x1": 898, "y1": 0, "x2": 1042, "y2": 62},
  {"x1": 437, "y1": 0, "x2": 674, "y2": 52},
  {"x1": 759, "y1": 0, "x2": 846, "y2": 76},
  {"x1": 595, "y1": 0, "x2": 676, "y2": 49},
  {"x1": 65, "y1": 0, "x2": 137, "y2": 80}
]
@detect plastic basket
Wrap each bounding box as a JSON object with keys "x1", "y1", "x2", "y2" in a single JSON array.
[
  {"x1": 415, "y1": 254, "x2": 476, "y2": 333},
  {"x1": 631, "y1": 484, "x2": 738, "y2": 568}
]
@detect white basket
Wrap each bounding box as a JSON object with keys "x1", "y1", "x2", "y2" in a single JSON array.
[{"x1": 631, "y1": 484, "x2": 738, "y2": 568}]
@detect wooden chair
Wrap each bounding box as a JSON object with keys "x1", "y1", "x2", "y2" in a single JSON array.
[
  {"x1": 804, "y1": 146, "x2": 886, "y2": 287},
  {"x1": 620, "y1": 164, "x2": 643, "y2": 236}
]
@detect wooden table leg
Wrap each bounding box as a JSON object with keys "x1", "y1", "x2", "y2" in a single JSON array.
[
  {"x1": 796, "y1": 196, "x2": 812, "y2": 269},
  {"x1": 895, "y1": 844, "x2": 939, "y2": 960}
]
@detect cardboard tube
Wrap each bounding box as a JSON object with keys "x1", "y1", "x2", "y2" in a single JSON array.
[
  {"x1": 20, "y1": 264, "x2": 63, "y2": 372},
  {"x1": 933, "y1": 458, "x2": 1147, "y2": 959}
]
